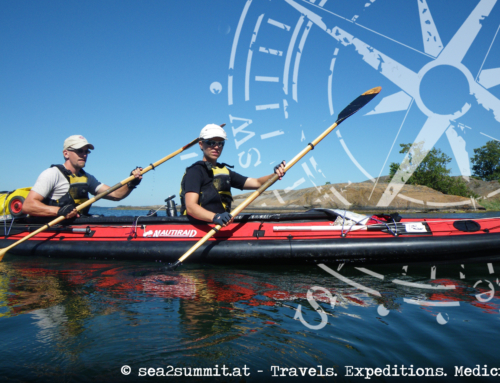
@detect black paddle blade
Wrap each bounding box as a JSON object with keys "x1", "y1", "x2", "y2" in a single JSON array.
[
  {"x1": 337, "y1": 86, "x2": 381, "y2": 124},
  {"x1": 166, "y1": 260, "x2": 182, "y2": 271}
]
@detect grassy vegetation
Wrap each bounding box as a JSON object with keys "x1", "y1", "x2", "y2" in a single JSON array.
[{"x1": 476, "y1": 199, "x2": 500, "y2": 211}]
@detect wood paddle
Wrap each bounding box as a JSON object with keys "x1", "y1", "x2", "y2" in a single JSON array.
[
  {"x1": 0, "y1": 127, "x2": 225, "y2": 261},
  {"x1": 169, "y1": 87, "x2": 382, "y2": 269}
]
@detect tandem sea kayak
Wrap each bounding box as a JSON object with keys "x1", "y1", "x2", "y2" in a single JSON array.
[{"x1": 1, "y1": 209, "x2": 500, "y2": 265}]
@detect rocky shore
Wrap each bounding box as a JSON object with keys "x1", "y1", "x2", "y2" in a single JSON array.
[
  {"x1": 114, "y1": 178, "x2": 500, "y2": 213},
  {"x1": 231, "y1": 177, "x2": 500, "y2": 213}
]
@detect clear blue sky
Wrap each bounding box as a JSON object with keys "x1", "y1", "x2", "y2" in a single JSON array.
[{"x1": 1, "y1": 0, "x2": 499, "y2": 207}]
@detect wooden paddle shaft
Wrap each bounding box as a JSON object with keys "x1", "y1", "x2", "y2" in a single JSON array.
[
  {"x1": 0, "y1": 215, "x2": 66, "y2": 260},
  {"x1": 231, "y1": 120, "x2": 341, "y2": 215},
  {"x1": 81, "y1": 136, "x2": 201, "y2": 212}
]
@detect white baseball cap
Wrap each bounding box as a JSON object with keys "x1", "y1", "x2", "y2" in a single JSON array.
[
  {"x1": 63, "y1": 135, "x2": 95, "y2": 151},
  {"x1": 199, "y1": 124, "x2": 227, "y2": 140}
]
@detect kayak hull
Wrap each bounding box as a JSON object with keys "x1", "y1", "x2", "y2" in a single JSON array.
[
  {"x1": 2, "y1": 211, "x2": 500, "y2": 264},
  {"x1": 2, "y1": 233, "x2": 500, "y2": 264}
]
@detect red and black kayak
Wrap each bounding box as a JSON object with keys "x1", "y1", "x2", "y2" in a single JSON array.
[{"x1": 1, "y1": 209, "x2": 500, "y2": 264}]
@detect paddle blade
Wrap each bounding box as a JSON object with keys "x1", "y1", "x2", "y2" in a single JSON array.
[
  {"x1": 166, "y1": 260, "x2": 182, "y2": 271},
  {"x1": 337, "y1": 86, "x2": 381, "y2": 123}
]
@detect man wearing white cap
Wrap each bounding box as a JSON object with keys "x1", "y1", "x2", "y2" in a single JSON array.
[
  {"x1": 22, "y1": 135, "x2": 143, "y2": 219},
  {"x1": 179, "y1": 124, "x2": 286, "y2": 226}
]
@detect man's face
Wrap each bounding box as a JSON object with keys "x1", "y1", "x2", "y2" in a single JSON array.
[{"x1": 64, "y1": 145, "x2": 91, "y2": 170}]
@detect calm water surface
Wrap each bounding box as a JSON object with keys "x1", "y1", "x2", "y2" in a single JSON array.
[{"x1": 1, "y1": 208, "x2": 499, "y2": 382}]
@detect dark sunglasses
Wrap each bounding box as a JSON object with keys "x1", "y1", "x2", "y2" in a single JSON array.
[
  {"x1": 68, "y1": 148, "x2": 91, "y2": 155},
  {"x1": 202, "y1": 140, "x2": 225, "y2": 148}
]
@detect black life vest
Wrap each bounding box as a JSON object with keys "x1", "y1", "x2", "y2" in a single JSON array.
[
  {"x1": 179, "y1": 161, "x2": 234, "y2": 215},
  {"x1": 43, "y1": 165, "x2": 91, "y2": 215}
]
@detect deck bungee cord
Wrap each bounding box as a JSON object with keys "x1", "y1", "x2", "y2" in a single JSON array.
[{"x1": 129, "y1": 197, "x2": 174, "y2": 238}]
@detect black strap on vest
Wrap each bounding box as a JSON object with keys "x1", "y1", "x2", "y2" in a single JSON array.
[{"x1": 50, "y1": 164, "x2": 87, "y2": 182}]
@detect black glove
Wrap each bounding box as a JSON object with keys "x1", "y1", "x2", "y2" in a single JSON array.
[
  {"x1": 274, "y1": 160, "x2": 286, "y2": 175},
  {"x1": 213, "y1": 212, "x2": 232, "y2": 226},
  {"x1": 57, "y1": 203, "x2": 77, "y2": 217},
  {"x1": 128, "y1": 167, "x2": 142, "y2": 189}
]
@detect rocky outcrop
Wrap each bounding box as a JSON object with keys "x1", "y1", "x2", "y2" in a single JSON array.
[
  {"x1": 461, "y1": 178, "x2": 500, "y2": 200},
  {"x1": 232, "y1": 178, "x2": 500, "y2": 212}
]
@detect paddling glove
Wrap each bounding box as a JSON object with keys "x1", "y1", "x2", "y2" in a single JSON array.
[
  {"x1": 274, "y1": 160, "x2": 286, "y2": 175},
  {"x1": 128, "y1": 167, "x2": 142, "y2": 189},
  {"x1": 213, "y1": 212, "x2": 232, "y2": 226},
  {"x1": 57, "y1": 203, "x2": 77, "y2": 217}
]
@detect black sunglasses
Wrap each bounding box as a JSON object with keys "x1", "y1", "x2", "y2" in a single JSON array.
[
  {"x1": 69, "y1": 148, "x2": 91, "y2": 155},
  {"x1": 202, "y1": 140, "x2": 225, "y2": 148}
]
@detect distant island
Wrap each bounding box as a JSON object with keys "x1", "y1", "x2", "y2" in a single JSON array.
[{"x1": 114, "y1": 205, "x2": 161, "y2": 210}]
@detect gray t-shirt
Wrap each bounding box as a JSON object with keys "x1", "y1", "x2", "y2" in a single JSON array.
[{"x1": 31, "y1": 167, "x2": 103, "y2": 200}]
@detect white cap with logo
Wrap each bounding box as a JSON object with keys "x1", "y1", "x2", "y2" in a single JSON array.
[
  {"x1": 63, "y1": 135, "x2": 95, "y2": 151},
  {"x1": 199, "y1": 124, "x2": 227, "y2": 140}
]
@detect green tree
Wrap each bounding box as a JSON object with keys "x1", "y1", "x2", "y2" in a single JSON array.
[
  {"x1": 471, "y1": 140, "x2": 500, "y2": 181},
  {"x1": 389, "y1": 143, "x2": 472, "y2": 197}
]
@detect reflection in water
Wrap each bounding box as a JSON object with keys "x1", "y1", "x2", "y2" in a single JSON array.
[
  {"x1": 0, "y1": 258, "x2": 499, "y2": 382},
  {"x1": 0, "y1": 263, "x2": 66, "y2": 318}
]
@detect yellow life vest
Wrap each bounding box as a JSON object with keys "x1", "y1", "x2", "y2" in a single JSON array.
[
  {"x1": 44, "y1": 165, "x2": 91, "y2": 214},
  {"x1": 212, "y1": 165, "x2": 233, "y2": 211}
]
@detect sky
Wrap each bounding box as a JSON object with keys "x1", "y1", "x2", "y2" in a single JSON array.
[{"x1": 1, "y1": 0, "x2": 499, "y2": 208}]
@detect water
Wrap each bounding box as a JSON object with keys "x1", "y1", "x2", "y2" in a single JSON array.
[{"x1": 1, "y1": 208, "x2": 499, "y2": 382}]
